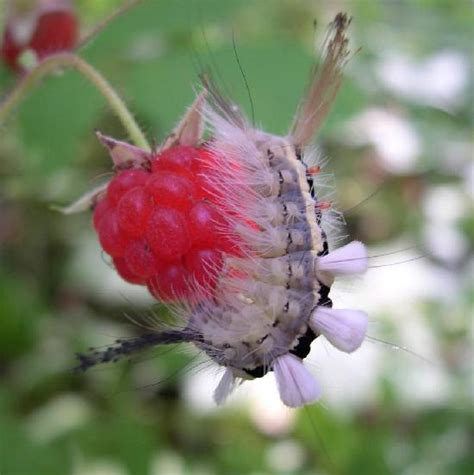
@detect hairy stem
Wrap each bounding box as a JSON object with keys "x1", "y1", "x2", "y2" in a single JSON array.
[{"x1": 0, "y1": 52, "x2": 150, "y2": 151}]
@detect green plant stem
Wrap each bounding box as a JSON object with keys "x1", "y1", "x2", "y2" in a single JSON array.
[{"x1": 0, "y1": 53, "x2": 150, "y2": 151}]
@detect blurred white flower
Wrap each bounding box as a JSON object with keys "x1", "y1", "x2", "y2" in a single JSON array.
[
  {"x1": 347, "y1": 108, "x2": 421, "y2": 173},
  {"x1": 422, "y1": 185, "x2": 470, "y2": 263},
  {"x1": 377, "y1": 50, "x2": 469, "y2": 111},
  {"x1": 150, "y1": 451, "x2": 185, "y2": 475},
  {"x1": 464, "y1": 161, "x2": 474, "y2": 199},
  {"x1": 183, "y1": 366, "x2": 296, "y2": 435},
  {"x1": 73, "y1": 460, "x2": 127, "y2": 475},
  {"x1": 27, "y1": 394, "x2": 91, "y2": 443},
  {"x1": 266, "y1": 440, "x2": 305, "y2": 473}
]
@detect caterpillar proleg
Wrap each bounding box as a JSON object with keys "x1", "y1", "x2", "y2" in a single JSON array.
[{"x1": 76, "y1": 12, "x2": 369, "y2": 408}]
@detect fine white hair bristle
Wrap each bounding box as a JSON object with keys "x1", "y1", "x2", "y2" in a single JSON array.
[
  {"x1": 309, "y1": 307, "x2": 368, "y2": 353},
  {"x1": 273, "y1": 354, "x2": 322, "y2": 408},
  {"x1": 318, "y1": 241, "x2": 368, "y2": 275},
  {"x1": 213, "y1": 368, "x2": 236, "y2": 405}
]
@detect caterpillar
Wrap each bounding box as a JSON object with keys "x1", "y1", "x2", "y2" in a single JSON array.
[{"x1": 75, "y1": 12, "x2": 369, "y2": 408}]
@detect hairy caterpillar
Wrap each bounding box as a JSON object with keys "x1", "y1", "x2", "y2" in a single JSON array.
[{"x1": 74, "y1": 13, "x2": 369, "y2": 408}]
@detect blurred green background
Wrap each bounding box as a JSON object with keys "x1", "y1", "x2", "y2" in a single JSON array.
[{"x1": 0, "y1": 1, "x2": 472, "y2": 474}]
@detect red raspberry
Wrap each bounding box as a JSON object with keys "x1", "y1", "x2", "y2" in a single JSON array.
[
  {"x1": 113, "y1": 257, "x2": 145, "y2": 285},
  {"x1": 146, "y1": 171, "x2": 196, "y2": 211},
  {"x1": 196, "y1": 148, "x2": 221, "y2": 176},
  {"x1": 117, "y1": 187, "x2": 152, "y2": 238},
  {"x1": 152, "y1": 146, "x2": 202, "y2": 175},
  {"x1": 92, "y1": 144, "x2": 247, "y2": 302},
  {"x1": 146, "y1": 207, "x2": 191, "y2": 262},
  {"x1": 188, "y1": 201, "x2": 225, "y2": 246},
  {"x1": 92, "y1": 196, "x2": 110, "y2": 230},
  {"x1": 29, "y1": 10, "x2": 78, "y2": 61},
  {"x1": 195, "y1": 177, "x2": 218, "y2": 201},
  {"x1": 97, "y1": 209, "x2": 131, "y2": 257},
  {"x1": 196, "y1": 164, "x2": 222, "y2": 202},
  {"x1": 0, "y1": 3, "x2": 78, "y2": 72},
  {"x1": 107, "y1": 169, "x2": 149, "y2": 205},
  {"x1": 184, "y1": 248, "x2": 223, "y2": 290},
  {"x1": 147, "y1": 262, "x2": 191, "y2": 301},
  {"x1": 218, "y1": 234, "x2": 245, "y2": 256},
  {"x1": 123, "y1": 240, "x2": 159, "y2": 279},
  {"x1": 0, "y1": 28, "x2": 22, "y2": 71}
]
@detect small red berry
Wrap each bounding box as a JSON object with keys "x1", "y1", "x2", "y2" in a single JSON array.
[
  {"x1": 0, "y1": 28, "x2": 22, "y2": 71},
  {"x1": 146, "y1": 207, "x2": 191, "y2": 262},
  {"x1": 184, "y1": 248, "x2": 223, "y2": 290},
  {"x1": 0, "y1": 1, "x2": 78, "y2": 72},
  {"x1": 146, "y1": 171, "x2": 196, "y2": 211},
  {"x1": 107, "y1": 169, "x2": 149, "y2": 205},
  {"x1": 152, "y1": 146, "x2": 202, "y2": 175},
  {"x1": 113, "y1": 257, "x2": 145, "y2": 285},
  {"x1": 90, "y1": 142, "x2": 246, "y2": 301},
  {"x1": 188, "y1": 201, "x2": 225, "y2": 246},
  {"x1": 196, "y1": 148, "x2": 243, "y2": 201},
  {"x1": 97, "y1": 210, "x2": 131, "y2": 257},
  {"x1": 194, "y1": 158, "x2": 221, "y2": 201},
  {"x1": 147, "y1": 262, "x2": 191, "y2": 301},
  {"x1": 117, "y1": 187, "x2": 152, "y2": 238},
  {"x1": 92, "y1": 196, "x2": 110, "y2": 230},
  {"x1": 195, "y1": 148, "x2": 219, "y2": 172},
  {"x1": 123, "y1": 240, "x2": 159, "y2": 279},
  {"x1": 29, "y1": 9, "x2": 78, "y2": 61}
]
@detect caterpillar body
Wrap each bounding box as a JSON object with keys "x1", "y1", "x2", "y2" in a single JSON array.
[{"x1": 76, "y1": 13, "x2": 369, "y2": 408}]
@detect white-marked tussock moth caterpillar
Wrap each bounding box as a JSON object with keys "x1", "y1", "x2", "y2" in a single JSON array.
[{"x1": 73, "y1": 12, "x2": 370, "y2": 408}]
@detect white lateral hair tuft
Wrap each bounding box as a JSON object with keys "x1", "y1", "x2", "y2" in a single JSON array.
[
  {"x1": 310, "y1": 307, "x2": 368, "y2": 353},
  {"x1": 273, "y1": 354, "x2": 321, "y2": 408},
  {"x1": 318, "y1": 240, "x2": 368, "y2": 275},
  {"x1": 213, "y1": 368, "x2": 236, "y2": 405}
]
